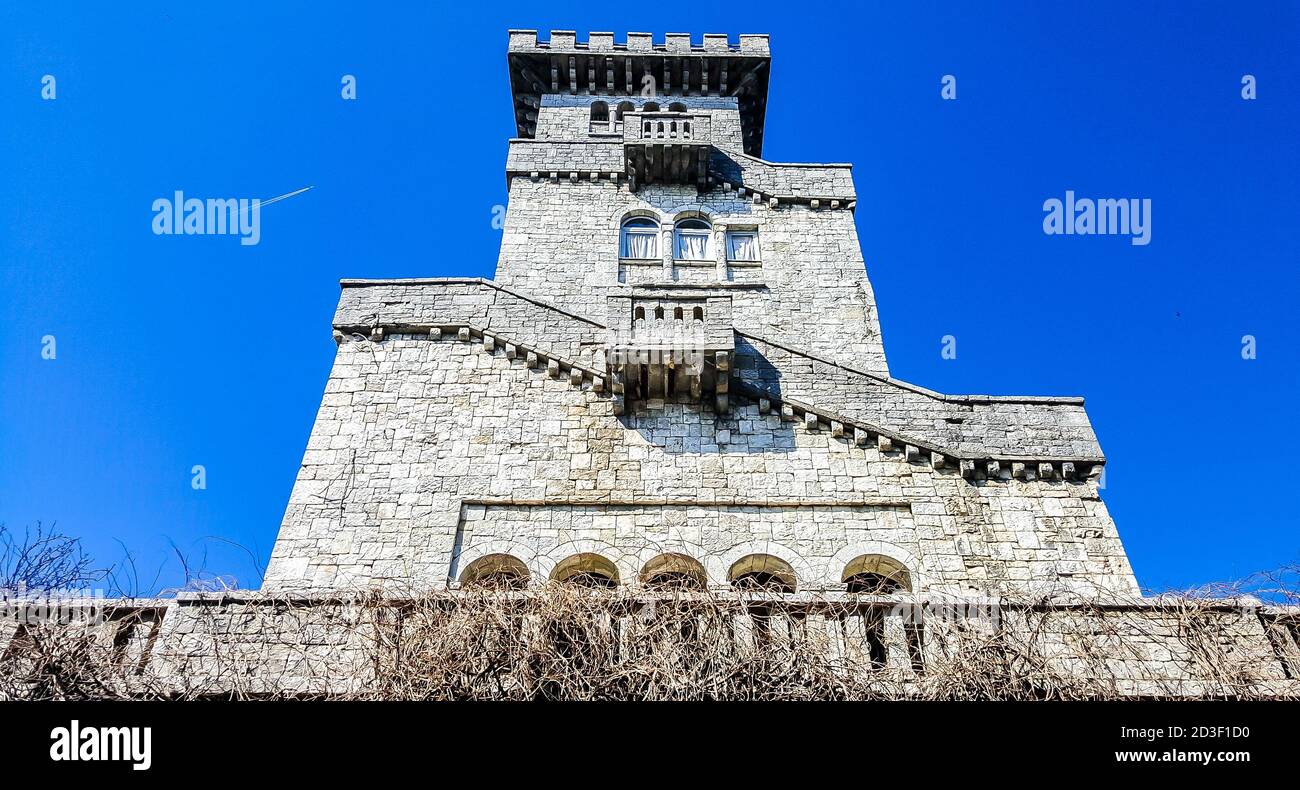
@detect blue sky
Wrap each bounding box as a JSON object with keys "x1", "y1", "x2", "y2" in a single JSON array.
[{"x1": 2, "y1": 2, "x2": 1296, "y2": 593}]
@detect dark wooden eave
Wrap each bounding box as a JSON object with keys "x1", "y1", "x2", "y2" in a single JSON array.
[{"x1": 507, "y1": 32, "x2": 771, "y2": 157}]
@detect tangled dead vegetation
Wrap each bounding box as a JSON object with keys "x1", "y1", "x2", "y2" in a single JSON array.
[{"x1": 3, "y1": 572, "x2": 1298, "y2": 701}]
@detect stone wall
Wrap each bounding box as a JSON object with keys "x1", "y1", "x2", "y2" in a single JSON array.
[
  {"x1": 493, "y1": 179, "x2": 890, "y2": 373},
  {"x1": 268, "y1": 28, "x2": 1138, "y2": 639},
  {"x1": 534, "y1": 94, "x2": 745, "y2": 151},
  {"x1": 4, "y1": 595, "x2": 1296, "y2": 699},
  {"x1": 264, "y1": 334, "x2": 1133, "y2": 594}
]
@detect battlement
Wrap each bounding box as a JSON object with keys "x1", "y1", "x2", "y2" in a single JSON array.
[
  {"x1": 507, "y1": 30, "x2": 771, "y2": 156},
  {"x1": 507, "y1": 30, "x2": 771, "y2": 55}
]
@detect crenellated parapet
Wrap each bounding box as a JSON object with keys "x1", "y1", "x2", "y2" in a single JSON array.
[{"x1": 507, "y1": 30, "x2": 771, "y2": 156}]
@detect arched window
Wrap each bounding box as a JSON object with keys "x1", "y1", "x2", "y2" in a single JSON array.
[
  {"x1": 643, "y1": 101, "x2": 660, "y2": 113},
  {"x1": 842, "y1": 555, "x2": 912, "y2": 594},
  {"x1": 673, "y1": 306, "x2": 683, "y2": 320},
  {"x1": 460, "y1": 553, "x2": 530, "y2": 590},
  {"x1": 668, "y1": 101, "x2": 687, "y2": 113},
  {"x1": 615, "y1": 101, "x2": 635, "y2": 121},
  {"x1": 551, "y1": 553, "x2": 619, "y2": 588},
  {"x1": 620, "y1": 217, "x2": 659, "y2": 259},
  {"x1": 728, "y1": 554, "x2": 796, "y2": 593},
  {"x1": 692, "y1": 306, "x2": 704, "y2": 321},
  {"x1": 634, "y1": 306, "x2": 646, "y2": 321},
  {"x1": 640, "y1": 553, "x2": 707, "y2": 590},
  {"x1": 590, "y1": 100, "x2": 609, "y2": 122},
  {"x1": 654, "y1": 305, "x2": 664, "y2": 320},
  {"x1": 674, "y1": 218, "x2": 712, "y2": 261}
]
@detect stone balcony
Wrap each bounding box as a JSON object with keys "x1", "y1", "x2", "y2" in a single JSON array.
[
  {"x1": 622, "y1": 111, "x2": 712, "y2": 191},
  {"x1": 604, "y1": 292, "x2": 734, "y2": 412}
]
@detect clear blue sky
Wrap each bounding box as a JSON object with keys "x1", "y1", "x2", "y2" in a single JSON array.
[{"x1": 2, "y1": 2, "x2": 1297, "y2": 593}]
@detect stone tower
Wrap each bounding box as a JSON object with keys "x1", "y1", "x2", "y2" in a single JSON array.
[{"x1": 263, "y1": 31, "x2": 1139, "y2": 597}]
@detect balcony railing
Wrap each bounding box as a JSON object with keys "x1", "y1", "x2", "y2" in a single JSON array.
[
  {"x1": 622, "y1": 111, "x2": 711, "y2": 145},
  {"x1": 622, "y1": 112, "x2": 713, "y2": 191}
]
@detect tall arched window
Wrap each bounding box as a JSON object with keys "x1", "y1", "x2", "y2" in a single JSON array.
[
  {"x1": 674, "y1": 218, "x2": 712, "y2": 261},
  {"x1": 590, "y1": 100, "x2": 609, "y2": 122},
  {"x1": 615, "y1": 101, "x2": 635, "y2": 121},
  {"x1": 620, "y1": 217, "x2": 659, "y2": 259}
]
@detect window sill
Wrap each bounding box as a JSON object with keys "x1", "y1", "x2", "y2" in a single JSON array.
[
  {"x1": 672, "y1": 259, "x2": 718, "y2": 266},
  {"x1": 726, "y1": 260, "x2": 763, "y2": 267},
  {"x1": 619, "y1": 258, "x2": 662, "y2": 266}
]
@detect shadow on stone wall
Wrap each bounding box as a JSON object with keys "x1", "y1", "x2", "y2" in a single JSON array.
[{"x1": 618, "y1": 339, "x2": 794, "y2": 454}]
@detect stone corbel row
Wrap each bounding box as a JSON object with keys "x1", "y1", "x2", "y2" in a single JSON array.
[
  {"x1": 334, "y1": 323, "x2": 1100, "y2": 482},
  {"x1": 333, "y1": 323, "x2": 609, "y2": 398},
  {"x1": 511, "y1": 168, "x2": 856, "y2": 211},
  {"x1": 527, "y1": 170, "x2": 624, "y2": 184},
  {"x1": 743, "y1": 385, "x2": 1101, "y2": 484},
  {"x1": 716, "y1": 181, "x2": 855, "y2": 211},
  {"x1": 961, "y1": 459, "x2": 1100, "y2": 483}
]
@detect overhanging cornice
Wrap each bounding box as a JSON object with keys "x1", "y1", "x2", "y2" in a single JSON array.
[{"x1": 507, "y1": 30, "x2": 771, "y2": 157}]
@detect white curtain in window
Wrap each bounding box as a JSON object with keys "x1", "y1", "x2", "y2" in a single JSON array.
[
  {"x1": 621, "y1": 230, "x2": 658, "y2": 259},
  {"x1": 728, "y1": 233, "x2": 758, "y2": 261},
  {"x1": 676, "y1": 230, "x2": 711, "y2": 260}
]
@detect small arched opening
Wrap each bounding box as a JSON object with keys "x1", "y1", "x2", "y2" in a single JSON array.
[
  {"x1": 551, "y1": 553, "x2": 619, "y2": 588},
  {"x1": 459, "y1": 553, "x2": 530, "y2": 590},
  {"x1": 640, "y1": 553, "x2": 707, "y2": 590},
  {"x1": 841, "y1": 554, "x2": 913, "y2": 594},
  {"x1": 728, "y1": 554, "x2": 797, "y2": 593}
]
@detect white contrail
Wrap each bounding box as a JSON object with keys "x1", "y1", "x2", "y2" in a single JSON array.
[{"x1": 258, "y1": 185, "x2": 314, "y2": 207}]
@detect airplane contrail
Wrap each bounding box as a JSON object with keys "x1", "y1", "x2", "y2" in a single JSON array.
[{"x1": 258, "y1": 186, "x2": 314, "y2": 207}]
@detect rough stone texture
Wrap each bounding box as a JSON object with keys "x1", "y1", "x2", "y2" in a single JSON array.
[
  {"x1": 493, "y1": 180, "x2": 889, "y2": 372},
  {"x1": 263, "y1": 28, "x2": 1132, "y2": 596},
  {"x1": 4, "y1": 32, "x2": 1297, "y2": 700},
  {"x1": 264, "y1": 335, "x2": 1130, "y2": 593},
  {"x1": 534, "y1": 94, "x2": 746, "y2": 151},
  {"x1": 4, "y1": 595, "x2": 1296, "y2": 699}
]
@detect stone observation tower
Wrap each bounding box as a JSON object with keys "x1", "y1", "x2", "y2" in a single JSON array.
[{"x1": 263, "y1": 31, "x2": 1139, "y2": 597}]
